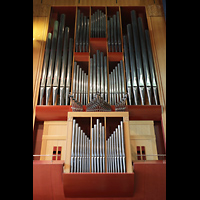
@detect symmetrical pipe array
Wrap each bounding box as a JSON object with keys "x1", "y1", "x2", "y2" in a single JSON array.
[
  {"x1": 75, "y1": 9, "x2": 89, "y2": 52},
  {"x1": 71, "y1": 119, "x2": 90, "y2": 172},
  {"x1": 123, "y1": 10, "x2": 159, "y2": 105},
  {"x1": 72, "y1": 62, "x2": 88, "y2": 105},
  {"x1": 91, "y1": 119, "x2": 105, "y2": 172},
  {"x1": 89, "y1": 50, "x2": 108, "y2": 102},
  {"x1": 39, "y1": 10, "x2": 159, "y2": 107},
  {"x1": 106, "y1": 121, "x2": 126, "y2": 172},
  {"x1": 109, "y1": 60, "x2": 126, "y2": 105},
  {"x1": 71, "y1": 119, "x2": 126, "y2": 173},
  {"x1": 91, "y1": 9, "x2": 106, "y2": 38},
  {"x1": 39, "y1": 14, "x2": 73, "y2": 105},
  {"x1": 107, "y1": 11, "x2": 122, "y2": 52}
]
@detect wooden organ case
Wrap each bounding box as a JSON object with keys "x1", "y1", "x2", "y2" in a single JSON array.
[{"x1": 33, "y1": 0, "x2": 166, "y2": 199}]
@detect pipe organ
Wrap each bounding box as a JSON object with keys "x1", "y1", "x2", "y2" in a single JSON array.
[{"x1": 33, "y1": 3, "x2": 166, "y2": 199}]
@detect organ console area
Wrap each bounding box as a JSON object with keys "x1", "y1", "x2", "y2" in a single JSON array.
[{"x1": 33, "y1": 1, "x2": 166, "y2": 200}]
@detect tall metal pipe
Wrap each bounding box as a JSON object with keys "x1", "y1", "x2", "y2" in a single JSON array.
[
  {"x1": 91, "y1": 14, "x2": 93, "y2": 38},
  {"x1": 74, "y1": 123, "x2": 78, "y2": 172},
  {"x1": 84, "y1": 73, "x2": 87, "y2": 105},
  {"x1": 78, "y1": 67, "x2": 82, "y2": 102},
  {"x1": 99, "y1": 10, "x2": 102, "y2": 37},
  {"x1": 86, "y1": 18, "x2": 89, "y2": 52},
  {"x1": 131, "y1": 10, "x2": 145, "y2": 105},
  {"x1": 93, "y1": 54, "x2": 97, "y2": 98},
  {"x1": 60, "y1": 27, "x2": 69, "y2": 105},
  {"x1": 39, "y1": 33, "x2": 52, "y2": 105},
  {"x1": 109, "y1": 74, "x2": 112, "y2": 105},
  {"x1": 93, "y1": 124, "x2": 97, "y2": 172},
  {"x1": 91, "y1": 128, "x2": 94, "y2": 172},
  {"x1": 145, "y1": 30, "x2": 159, "y2": 105},
  {"x1": 79, "y1": 13, "x2": 83, "y2": 52},
  {"x1": 104, "y1": 56, "x2": 108, "y2": 102},
  {"x1": 113, "y1": 69, "x2": 116, "y2": 105},
  {"x1": 83, "y1": 16, "x2": 87, "y2": 52},
  {"x1": 115, "y1": 66, "x2": 119, "y2": 103},
  {"x1": 138, "y1": 17, "x2": 152, "y2": 105},
  {"x1": 97, "y1": 10, "x2": 100, "y2": 37},
  {"x1": 95, "y1": 12, "x2": 97, "y2": 37},
  {"x1": 117, "y1": 63, "x2": 122, "y2": 101},
  {"x1": 123, "y1": 36, "x2": 132, "y2": 105},
  {"x1": 107, "y1": 20, "x2": 111, "y2": 52},
  {"x1": 110, "y1": 71, "x2": 114, "y2": 105},
  {"x1": 120, "y1": 121, "x2": 126, "y2": 172},
  {"x1": 71, "y1": 119, "x2": 76, "y2": 172},
  {"x1": 110, "y1": 17, "x2": 114, "y2": 52},
  {"x1": 96, "y1": 50, "x2": 100, "y2": 94},
  {"x1": 77, "y1": 126, "x2": 81, "y2": 172},
  {"x1": 113, "y1": 15, "x2": 118, "y2": 52},
  {"x1": 72, "y1": 62, "x2": 77, "y2": 99},
  {"x1": 127, "y1": 24, "x2": 138, "y2": 105},
  {"x1": 116, "y1": 11, "x2": 122, "y2": 52},
  {"x1": 113, "y1": 131, "x2": 117, "y2": 172},
  {"x1": 99, "y1": 123, "x2": 102, "y2": 172},
  {"x1": 100, "y1": 52, "x2": 104, "y2": 99},
  {"x1": 96, "y1": 119, "x2": 100, "y2": 172},
  {"x1": 118, "y1": 124, "x2": 123, "y2": 172},
  {"x1": 80, "y1": 129, "x2": 83, "y2": 172},
  {"x1": 53, "y1": 14, "x2": 65, "y2": 105},
  {"x1": 75, "y1": 9, "x2": 80, "y2": 52},
  {"x1": 115, "y1": 128, "x2": 120, "y2": 172},
  {"x1": 86, "y1": 75, "x2": 88, "y2": 104},
  {"x1": 102, "y1": 126, "x2": 105, "y2": 172},
  {"x1": 81, "y1": 70, "x2": 84, "y2": 104},
  {"x1": 106, "y1": 140, "x2": 108, "y2": 172},
  {"x1": 120, "y1": 60, "x2": 125, "y2": 98},
  {"x1": 65, "y1": 38, "x2": 73, "y2": 105},
  {"x1": 75, "y1": 64, "x2": 79, "y2": 100},
  {"x1": 46, "y1": 20, "x2": 59, "y2": 105}
]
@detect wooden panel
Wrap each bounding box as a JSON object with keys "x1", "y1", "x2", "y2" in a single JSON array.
[
  {"x1": 63, "y1": 173, "x2": 134, "y2": 198},
  {"x1": 40, "y1": 121, "x2": 68, "y2": 160},
  {"x1": 33, "y1": 160, "x2": 65, "y2": 200},
  {"x1": 42, "y1": 135, "x2": 67, "y2": 140},
  {"x1": 79, "y1": 0, "x2": 117, "y2": 6},
  {"x1": 33, "y1": 5, "x2": 51, "y2": 17},
  {"x1": 35, "y1": 105, "x2": 162, "y2": 121},
  {"x1": 123, "y1": 117, "x2": 132, "y2": 173},
  {"x1": 33, "y1": 17, "x2": 49, "y2": 127},
  {"x1": 64, "y1": 117, "x2": 73, "y2": 173},
  {"x1": 133, "y1": 160, "x2": 166, "y2": 200},
  {"x1": 147, "y1": 16, "x2": 166, "y2": 141},
  {"x1": 43, "y1": 121, "x2": 68, "y2": 135},
  {"x1": 57, "y1": 140, "x2": 67, "y2": 160},
  {"x1": 127, "y1": 105, "x2": 161, "y2": 121},
  {"x1": 129, "y1": 120, "x2": 157, "y2": 161},
  {"x1": 129, "y1": 121, "x2": 154, "y2": 136},
  {"x1": 130, "y1": 139, "x2": 158, "y2": 161},
  {"x1": 42, "y1": 0, "x2": 78, "y2": 5}
]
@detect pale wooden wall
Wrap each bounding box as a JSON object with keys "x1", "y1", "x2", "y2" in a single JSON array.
[
  {"x1": 129, "y1": 120, "x2": 158, "y2": 161},
  {"x1": 40, "y1": 121, "x2": 68, "y2": 160}
]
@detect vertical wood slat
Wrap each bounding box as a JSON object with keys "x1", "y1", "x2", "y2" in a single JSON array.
[{"x1": 33, "y1": 17, "x2": 49, "y2": 128}]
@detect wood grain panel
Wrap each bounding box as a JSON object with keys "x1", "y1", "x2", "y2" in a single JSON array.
[
  {"x1": 147, "y1": 16, "x2": 166, "y2": 141},
  {"x1": 33, "y1": 17, "x2": 49, "y2": 127}
]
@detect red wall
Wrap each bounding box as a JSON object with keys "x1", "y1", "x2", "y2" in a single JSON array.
[{"x1": 33, "y1": 160, "x2": 166, "y2": 200}]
